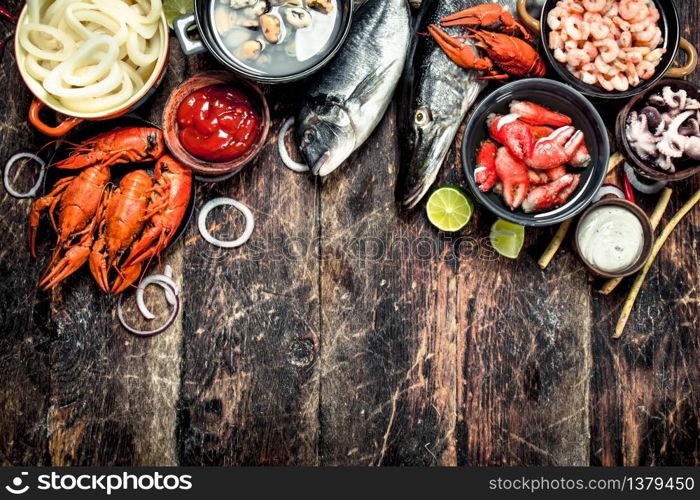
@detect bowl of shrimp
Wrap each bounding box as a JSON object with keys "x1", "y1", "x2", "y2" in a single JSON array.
[{"x1": 517, "y1": 0, "x2": 698, "y2": 100}]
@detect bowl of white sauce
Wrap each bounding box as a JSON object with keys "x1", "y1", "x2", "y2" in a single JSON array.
[{"x1": 574, "y1": 199, "x2": 654, "y2": 278}]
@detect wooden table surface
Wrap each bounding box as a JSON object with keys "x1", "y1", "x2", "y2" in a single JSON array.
[{"x1": 0, "y1": 0, "x2": 698, "y2": 466}]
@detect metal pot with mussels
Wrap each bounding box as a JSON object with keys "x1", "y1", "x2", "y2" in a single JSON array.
[{"x1": 174, "y1": 0, "x2": 353, "y2": 84}]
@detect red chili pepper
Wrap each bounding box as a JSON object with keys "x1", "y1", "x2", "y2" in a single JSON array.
[{"x1": 622, "y1": 173, "x2": 636, "y2": 204}]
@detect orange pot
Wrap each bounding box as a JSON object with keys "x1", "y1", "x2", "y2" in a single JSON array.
[{"x1": 14, "y1": 5, "x2": 170, "y2": 137}]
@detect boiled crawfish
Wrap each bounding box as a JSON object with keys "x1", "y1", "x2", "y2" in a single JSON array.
[
  {"x1": 54, "y1": 127, "x2": 165, "y2": 170},
  {"x1": 29, "y1": 164, "x2": 110, "y2": 290},
  {"x1": 113, "y1": 155, "x2": 193, "y2": 293},
  {"x1": 89, "y1": 170, "x2": 154, "y2": 294},
  {"x1": 29, "y1": 127, "x2": 192, "y2": 293},
  {"x1": 428, "y1": 3, "x2": 545, "y2": 80}
]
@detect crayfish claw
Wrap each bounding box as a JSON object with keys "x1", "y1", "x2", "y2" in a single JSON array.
[
  {"x1": 111, "y1": 262, "x2": 143, "y2": 295},
  {"x1": 38, "y1": 245, "x2": 91, "y2": 290},
  {"x1": 428, "y1": 24, "x2": 490, "y2": 71}
]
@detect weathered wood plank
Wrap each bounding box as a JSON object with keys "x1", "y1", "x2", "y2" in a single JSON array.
[
  {"x1": 589, "y1": 5, "x2": 700, "y2": 467},
  {"x1": 318, "y1": 105, "x2": 460, "y2": 465},
  {"x1": 456, "y1": 246, "x2": 591, "y2": 465},
  {"x1": 0, "y1": 0, "x2": 51, "y2": 464},
  {"x1": 175, "y1": 67, "x2": 321, "y2": 465}
]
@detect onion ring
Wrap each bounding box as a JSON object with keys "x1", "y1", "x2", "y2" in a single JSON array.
[
  {"x1": 593, "y1": 184, "x2": 625, "y2": 203},
  {"x1": 136, "y1": 267, "x2": 178, "y2": 320},
  {"x1": 623, "y1": 162, "x2": 668, "y2": 194},
  {"x1": 278, "y1": 117, "x2": 310, "y2": 173},
  {"x1": 3, "y1": 152, "x2": 46, "y2": 199},
  {"x1": 198, "y1": 198, "x2": 254, "y2": 248},
  {"x1": 118, "y1": 279, "x2": 179, "y2": 337}
]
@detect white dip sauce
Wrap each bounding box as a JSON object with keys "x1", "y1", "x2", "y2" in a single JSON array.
[{"x1": 577, "y1": 206, "x2": 644, "y2": 273}]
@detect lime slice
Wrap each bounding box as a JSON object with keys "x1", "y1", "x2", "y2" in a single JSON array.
[
  {"x1": 163, "y1": 0, "x2": 194, "y2": 28},
  {"x1": 426, "y1": 186, "x2": 474, "y2": 232},
  {"x1": 490, "y1": 219, "x2": 525, "y2": 259}
]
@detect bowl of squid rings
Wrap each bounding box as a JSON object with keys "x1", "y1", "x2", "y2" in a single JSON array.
[
  {"x1": 517, "y1": 0, "x2": 698, "y2": 100},
  {"x1": 14, "y1": 0, "x2": 169, "y2": 137}
]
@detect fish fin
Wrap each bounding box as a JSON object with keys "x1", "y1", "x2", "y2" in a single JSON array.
[{"x1": 348, "y1": 62, "x2": 397, "y2": 107}]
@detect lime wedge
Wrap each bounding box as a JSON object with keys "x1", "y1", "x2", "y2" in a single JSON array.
[
  {"x1": 163, "y1": 0, "x2": 194, "y2": 28},
  {"x1": 426, "y1": 186, "x2": 474, "y2": 232},
  {"x1": 489, "y1": 219, "x2": 525, "y2": 259}
]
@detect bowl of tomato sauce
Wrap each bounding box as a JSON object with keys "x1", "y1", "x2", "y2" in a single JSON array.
[{"x1": 163, "y1": 71, "x2": 270, "y2": 179}]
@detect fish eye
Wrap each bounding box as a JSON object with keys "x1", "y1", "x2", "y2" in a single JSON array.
[
  {"x1": 414, "y1": 108, "x2": 431, "y2": 126},
  {"x1": 302, "y1": 129, "x2": 316, "y2": 144}
]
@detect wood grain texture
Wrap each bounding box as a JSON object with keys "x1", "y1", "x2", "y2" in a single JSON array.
[
  {"x1": 588, "y1": 5, "x2": 700, "y2": 467},
  {"x1": 0, "y1": 12, "x2": 51, "y2": 464},
  {"x1": 0, "y1": 0, "x2": 697, "y2": 466},
  {"x1": 176, "y1": 62, "x2": 320, "y2": 464}
]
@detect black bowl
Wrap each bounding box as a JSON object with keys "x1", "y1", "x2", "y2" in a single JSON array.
[
  {"x1": 462, "y1": 79, "x2": 609, "y2": 227},
  {"x1": 518, "y1": 0, "x2": 696, "y2": 101}
]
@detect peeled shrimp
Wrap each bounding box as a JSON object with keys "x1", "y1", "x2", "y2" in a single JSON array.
[
  {"x1": 581, "y1": 70, "x2": 597, "y2": 85},
  {"x1": 583, "y1": 0, "x2": 607, "y2": 13},
  {"x1": 567, "y1": 49, "x2": 591, "y2": 67},
  {"x1": 635, "y1": 25, "x2": 661, "y2": 44},
  {"x1": 554, "y1": 48, "x2": 567, "y2": 63},
  {"x1": 595, "y1": 38, "x2": 620, "y2": 63},
  {"x1": 549, "y1": 31, "x2": 564, "y2": 51},
  {"x1": 547, "y1": 7, "x2": 567, "y2": 31},
  {"x1": 648, "y1": 6, "x2": 660, "y2": 22},
  {"x1": 613, "y1": 16, "x2": 631, "y2": 32},
  {"x1": 564, "y1": 40, "x2": 578, "y2": 52},
  {"x1": 590, "y1": 22, "x2": 610, "y2": 40},
  {"x1": 619, "y1": 31, "x2": 632, "y2": 48},
  {"x1": 618, "y1": 0, "x2": 642, "y2": 21},
  {"x1": 636, "y1": 61, "x2": 656, "y2": 79},
  {"x1": 595, "y1": 55, "x2": 613, "y2": 74},
  {"x1": 546, "y1": 0, "x2": 663, "y2": 91},
  {"x1": 625, "y1": 61, "x2": 640, "y2": 86},
  {"x1": 610, "y1": 73, "x2": 629, "y2": 91},
  {"x1": 564, "y1": 16, "x2": 590, "y2": 40},
  {"x1": 597, "y1": 74, "x2": 614, "y2": 91},
  {"x1": 644, "y1": 48, "x2": 665, "y2": 62},
  {"x1": 582, "y1": 41, "x2": 599, "y2": 60}
]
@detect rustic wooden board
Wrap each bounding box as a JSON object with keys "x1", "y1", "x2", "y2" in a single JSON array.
[
  {"x1": 0, "y1": 32, "x2": 51, "y2": 465},
  {"x1": 0, "y1": 0, "x2": 697, "y2": 466}
]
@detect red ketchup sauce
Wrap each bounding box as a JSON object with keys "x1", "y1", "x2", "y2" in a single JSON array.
[{"x1": 176, "y1": 85, "x2": 260, "y2": 163}]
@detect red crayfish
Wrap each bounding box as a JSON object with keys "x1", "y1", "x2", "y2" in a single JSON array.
[
  {"x1": 29, "y1": 127, "x2": 193, "y2": 293},
  {"x1": 428, "y1": 3, "x2": 546, "y2": 80}
]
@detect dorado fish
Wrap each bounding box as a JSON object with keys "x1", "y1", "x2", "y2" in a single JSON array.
[
  {"x1": 397, "y1": 0, "x2": 518, "y2": 208},
  {"x1": 296, "y1": 0, "x2": 411, "y2": 176}
]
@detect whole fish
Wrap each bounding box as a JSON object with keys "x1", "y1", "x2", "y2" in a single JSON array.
[
  {"x1": 296, "y1": 0, "x2": 411, "y2": 176},
  {"x1": 397, "y1": 0, "x2": 518, "y2": 208}
]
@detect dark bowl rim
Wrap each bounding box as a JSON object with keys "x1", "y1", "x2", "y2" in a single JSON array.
[
  {"x1": 615, "y1": 78, "x2": 700, "y2": 182},
  {"x1": 194, "y1": 0, "x2": 355, "y2": 84},
  {"x1": 461, "y1": 78, "x2": 610, "y2": 228},
  {"x1": 536, "y1": 0, "x2": 681, "y2": 101},
  {"x1": 572, "y1": 198, "x2": 654, "y2": 278}
]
